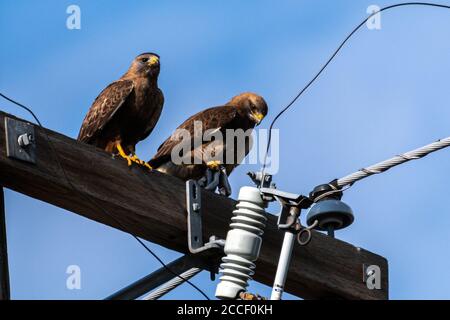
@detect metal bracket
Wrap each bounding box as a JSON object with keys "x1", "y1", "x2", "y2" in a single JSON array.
[
  {"x1": 186, "y1": 180, "x2": 225, "y2": 254},
  {"x1": 260, "y1": 187, "x2": 312, "y2": 229},
  {"x1": 198, "y1": 166, "x2": 232, "y2": 197},
  {"x1": 4, "y1": 117, "x2": 36, "y2": 164}
]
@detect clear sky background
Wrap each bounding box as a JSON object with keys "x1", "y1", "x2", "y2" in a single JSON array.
[{"x1": 1, "y1": 0, "x2": 449, "y2": 300}]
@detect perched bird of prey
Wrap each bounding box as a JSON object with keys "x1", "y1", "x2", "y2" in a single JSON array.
[
  {"x1": 148, "y1": 93, "x2": 268, "y2": 194},
  {"x1": 78, "y1": 53, "x2": 164, "y2": 168}
]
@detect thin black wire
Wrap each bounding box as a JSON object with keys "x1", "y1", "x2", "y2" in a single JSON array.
[
  {"x1": 261, "y1": 2, "x2": 450, "y2": 181},
  {"x1": 0, "y1": 92, "x2": 210, "y2": 300}
]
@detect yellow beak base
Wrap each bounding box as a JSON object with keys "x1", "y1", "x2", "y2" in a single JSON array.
[
  {"x1": 252, "y1": 112, "x2": 264, "y2": 124},
  {"x1": 148, "y1": 56, "x2": 159, "y2": 66}
]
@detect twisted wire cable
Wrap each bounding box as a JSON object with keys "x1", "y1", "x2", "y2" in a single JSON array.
[
  {"x1": 261, "y1": 2, "x2": 450, "y2": 179},
  {"x1": 142, "y1": 267, "x2": 202, "y2": 300},
  {"x1": 336, "y1": 136, "x2": 450, "y2": 188}
]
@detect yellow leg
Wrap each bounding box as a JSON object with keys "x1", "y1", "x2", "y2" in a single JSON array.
[
  {"x1": 116, "y1": 142, "x2": 133, "y2": 166},
  {"x1": 129, "y1": 154, "x2": 142, "y2": 164},
  {"x1": 115, "y1": 142, "x2": 152, "y2": 170},
  {"x1": 144, "y1": 162, "x2": 153, "y2": 170},
  {"x1": 130, "y1": 154, "x2": 153, "y2": 170}
]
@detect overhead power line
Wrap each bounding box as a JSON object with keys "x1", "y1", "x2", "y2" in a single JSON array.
[
  {"x1": 2, "y1": 1, "x2": 450, "y2": 300},
  {"x1": 336, "y1": 136, "x2": 450, "y2": 188},
  {"x1": 261, "y1": 2, "x2": 450, "y2": 177},
  {"x1": 142, "y1": 267, "x2": 202, "y2": 300}
]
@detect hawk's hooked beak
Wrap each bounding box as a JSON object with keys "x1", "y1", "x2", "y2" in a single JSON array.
[
  {"x1": 251, "y1": 112, "x2": 265, "y2": 125},
  {"x1": 148, "y1": 56, "x2": 159, "y2": 66}
]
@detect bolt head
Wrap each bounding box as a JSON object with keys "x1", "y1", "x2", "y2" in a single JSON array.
[
  {"x1": 18, "y1": 133, "x2": 33, "y2": 147},
  {"x1": 192, "y1": 203, "x2": 200, "y2": 211}
]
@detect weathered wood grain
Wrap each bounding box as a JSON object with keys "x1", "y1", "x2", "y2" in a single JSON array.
[{"x1": 0, "y1": 111, "x2": 388, "y2": 299}]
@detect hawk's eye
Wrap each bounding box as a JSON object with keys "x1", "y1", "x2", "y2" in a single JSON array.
[{"x1": 141, "y1": 58, "x2": 149, "y2": 63}]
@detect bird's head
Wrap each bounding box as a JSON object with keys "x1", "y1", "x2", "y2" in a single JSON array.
[
  {"x1": 228, "y1": 93, "x2": 268, "y2": 126},
  {"x1": 128, "y1": 52, "x2": 160, "y2": 78}
]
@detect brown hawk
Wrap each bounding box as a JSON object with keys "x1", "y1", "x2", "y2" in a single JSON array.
[
  {"x1": 78, "y1": 53, "x2": 164, "y2": 168},
  {"x1": 148, "y1": 93, "x2": 268, "y2": 194}
]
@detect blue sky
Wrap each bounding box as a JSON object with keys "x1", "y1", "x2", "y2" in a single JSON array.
[{"x1": 1, "y1": 0, "x2": 449, "y2": 300}]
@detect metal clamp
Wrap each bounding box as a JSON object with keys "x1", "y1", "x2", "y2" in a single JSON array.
[
  {"x1": 198, "y1": 165, "x2": 232, "y2": 197},
  {"x1": 259, "y1": 187, "x2": 312, "y2": 229},
  {"x1": 4, "y1": 117, "x2": 36, "y2": 164},
  {"x1": 186, "y1": 180, "x2": 225, "y2": 254}
]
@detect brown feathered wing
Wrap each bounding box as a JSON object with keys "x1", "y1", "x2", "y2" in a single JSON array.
[
  {"x1": 77, "y1": 80, "x2": 134, "y2": 143},
  {"x1": 150, "y1": 105, "x2": 237, "y2": 168}
]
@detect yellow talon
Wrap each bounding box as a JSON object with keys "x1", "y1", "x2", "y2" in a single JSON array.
[
  {"x1": 116, "y1": 142, "x2": 133, "y2": 166},
  {"x1": 206, "y1": 160, "x2": 221, "y2": 170},
  {"x1": 129, "y1": 154, "x2": 142, "y2": 164},
  {"x1": 130, "y1": 154, "x2": 153, "y2": 170},
  {"x1": 132, "y1": 155, "x2": 153, "y2": 170},
  {"x1": 143, "y1": 162, "x2": 153, "y2": 170},
  {"x1": 115, "y1": 143, "x2": 152, "y2": 170}
]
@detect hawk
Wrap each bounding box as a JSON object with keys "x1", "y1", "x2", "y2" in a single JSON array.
[
  {"x1": 78, "y1": 53, "x2": 164, "y2": 168},
  {"x1": 148, "y1": 93, "x2": 268, "y2": 194}
]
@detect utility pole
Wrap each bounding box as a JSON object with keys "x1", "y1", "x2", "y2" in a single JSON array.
[
  {"x1": 0, "y1": 111, "x2": 388, "y2": 299},
  {"x1": 0, "y1": 187, "x2": 10, "y2": 300}
]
